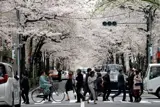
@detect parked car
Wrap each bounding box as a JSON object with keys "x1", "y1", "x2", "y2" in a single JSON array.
[
  {"x1": 0, "y1": 62, "x2": 20, "y2": 107},
  {"x1": 49, "y1": 69, "x2": 69, "y2": 80}
]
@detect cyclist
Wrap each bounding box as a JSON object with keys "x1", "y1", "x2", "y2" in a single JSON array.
[{"x1": 39, "y1": 71, "x2": 52, "y2": 101}]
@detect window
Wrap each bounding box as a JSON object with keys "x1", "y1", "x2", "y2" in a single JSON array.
[
  {"x1": 0, "y1": 64, "x2": 6, "y2": 77},
  {"x1": 149, "y1": 66, "x2": 160, "y2": 80},
  {"x1": 107, "y1": 64, "x2": 123, "y2": 73}
]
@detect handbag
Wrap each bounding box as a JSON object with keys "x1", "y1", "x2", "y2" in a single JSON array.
[{"x1": 135, "y1": 83, "x2": 143, "y2": 86}]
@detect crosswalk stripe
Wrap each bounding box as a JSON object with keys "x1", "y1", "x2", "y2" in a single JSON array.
[
  {"x1": 139, "y1": 100, "x2": 151, "y2": 104},
  {"x1": 70, "y1": 100, "x2": 77, "y2": 103},
  {"x1": 34, "y1": 100, "x2": 46, "y2": 104},
  {"x1": 120, "y1": 101, "x2": 131, "y2": 103},
  {"x1": 52, "y1": 101, "x2": 61, "y2": 103},
  {"x1": 152, "y1": 101, "x2": 160, "y2": 103},
  {"x1": 104, "y1": 101, "x2": 114, "y2": 103}
]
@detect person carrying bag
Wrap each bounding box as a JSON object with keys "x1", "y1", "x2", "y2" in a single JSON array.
[{"x1": 133, "y1": 70, "x2": 142, "y2": 102}]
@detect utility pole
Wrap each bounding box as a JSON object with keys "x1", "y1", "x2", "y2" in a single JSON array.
[{"x1": 15, "y1": 9, "x2": 22, "y2": 107}]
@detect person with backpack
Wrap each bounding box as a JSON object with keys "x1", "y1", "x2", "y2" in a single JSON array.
[{"x1": 103, "y1": 70, "x2": 111, "y2": 101}]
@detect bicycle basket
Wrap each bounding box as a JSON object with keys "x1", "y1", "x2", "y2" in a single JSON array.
[{"x1": 52, "y1": 83, "x2": 59, "y2": 90}]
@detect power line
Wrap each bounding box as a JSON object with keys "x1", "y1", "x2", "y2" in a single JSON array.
[{"x1": 55, "y1": 12, "x2": 132, "y2": 20}]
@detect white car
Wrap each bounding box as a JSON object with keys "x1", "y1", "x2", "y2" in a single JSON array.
[
  {"x1": 143, "y1": 64, "x2": 160, "y2": 98},
  {"x1": 0, "y1": 62, "x2": 20, "y2": 107}
]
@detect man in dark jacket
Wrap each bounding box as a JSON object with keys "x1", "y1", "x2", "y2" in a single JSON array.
[
  {"x1": 111, "y1": 69, "x2": 126, "y2": 101},
  {"x1": 76, "y1": 69, "x2": 85, "y2": 103},
  {"x1": 103, "y1": 70, "x2": 111, "y2": 101},
  {"x1": 127, "y1": 68, "x2": 135, "y2": 102},
  {"x1": 21, "y1": 72, "x2": 30, "y2": 104},
  {"x1": 83, "y1": 68, "x2": 92, "y2": 98}
]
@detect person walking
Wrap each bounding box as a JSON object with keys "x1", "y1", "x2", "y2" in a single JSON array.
[
  {"x1": 83, "y1": 68, "x2": 92, "y2": 100},
  {"x1": 103, "y1": 70, "x2": 111, "y2": 101},
  {"x1": 65, "y1": 72, "x2": 74, "y2": 101},
  {"x1": 76, "y1": 69, "x2": 85, "y2": 103},
  {"x1": 111, "y1": 69, "x2": 126, "y2": 101},
  {"x1": 87, "y1": 71, "x2": 97, "y2": 104},
  {"x1": 127, "y1": 68, "x2": 135, "y2": 102},
  {"x1": 21, "y1": 72, "x2": 30, "y2": 104},
  {"x1": 133, "y1": 70, "x2": 142, "y2": 102},
  {"x1": 95, "y1": 72, "x2": 103, "y2": 98}
]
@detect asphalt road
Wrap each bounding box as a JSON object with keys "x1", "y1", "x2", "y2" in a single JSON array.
[
  {"x1": 20, "y1": 84, "x2": 160, "y2": 107},
  {"x1": 21, "y1": 93, "x2": 160, "y2": 107},
  {"x1": 2, "y1": 80, "x2": 160, "y2": 107}
]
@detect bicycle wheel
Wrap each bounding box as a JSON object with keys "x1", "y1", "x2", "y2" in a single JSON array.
[
  {"x1": 31, "y1": 88, "x2": 44, "y2": 103},
  {"x1": 51, "y1": 88, "x2": 65, "y2": 102}
]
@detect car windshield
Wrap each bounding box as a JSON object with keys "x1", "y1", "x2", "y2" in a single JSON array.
[
  {"x1": 150, "y1": 66, "x2": 160, "y2": 78},
  {"x1": 106, "y1": 64, "x2": 122, "y2": 73},
  {"x1": 0, "y1": 64, "x2": 5, "y2": 77}
]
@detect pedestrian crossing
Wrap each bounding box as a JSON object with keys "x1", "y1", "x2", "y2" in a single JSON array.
[{"x1": 21, "y1": 99, "x2": 160, "y2": 105}]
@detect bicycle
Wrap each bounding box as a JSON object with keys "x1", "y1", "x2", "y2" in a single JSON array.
[{"x1": 31, "y1": 83, "x2": 65, "y2": 103}]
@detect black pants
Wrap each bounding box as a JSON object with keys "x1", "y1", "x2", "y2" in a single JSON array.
[
  {"x1": 83, "y1": 85, "x2": 90, "y2": 96},
  {"x1": 103, "y1": 86, "x2": 111, "y2": 100},
  {"x1": 112, "y1": 86, "x2": 126, "y2": 101},
  {"x1": 129, "y1": 88, "x2": 133, "y2": 102},
  {"x1": 76, "y1": 86, "x2": 84, "y2": 102},
  {"x1": 21, "y1": 90, "x2": 29, "y2": 103}
]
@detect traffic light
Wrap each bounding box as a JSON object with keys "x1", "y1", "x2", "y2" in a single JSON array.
[{"x1": 102, "y1": 21, "x2": 117, "y2": 26}]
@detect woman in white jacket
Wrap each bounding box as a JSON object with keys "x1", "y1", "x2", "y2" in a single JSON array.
[{"x1": 87, "y1": 71, "x2": 97, "y2": 104}]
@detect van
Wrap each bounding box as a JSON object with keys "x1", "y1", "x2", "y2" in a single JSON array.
[
  {"x1": 143, "y1": 64, "x2": 160, "y2": 98},
  {"x1": 100, "y1": 64, "x2": 128, "y2": 90},
  {"x1": 0, "y1": 62, "x2": 20, "y2": 106}
]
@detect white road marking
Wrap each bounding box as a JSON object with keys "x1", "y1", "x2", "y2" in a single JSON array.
[
  {"x1": 34, "y1": 100, "x2": 46, "y2": 104},
  {"x1": 152, "y1": 100, "x2": 160, "y2": 103},
  {"x1": 81, "y1": 102, "x2": 85, "y2": 107},
  {"x1": 139, "y1": 100, "x2": 151, "y2": 104},
  {"x1": 88, "y1": 100, "x2": 94, "y2": 102},
  {"x1": 52, "y1": 101, "x2": 61, "y2": 103},
  {"x1": 104, "y1": 101, "x2": 114, "y2": 103},
  {"x1": 70, "y1": 100, "x2": 77, "y2": 103},
  {"x1": 120, "y1": 100, "x2": 131, "y2": 103}
]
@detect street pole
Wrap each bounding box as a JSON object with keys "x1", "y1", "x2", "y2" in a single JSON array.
[
  {"x1": 148, "y1": 7, "x2": 153, "y2": 65},
  {"x1": 16, "y1": 9, "x2": 21, "y2": 107}
]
